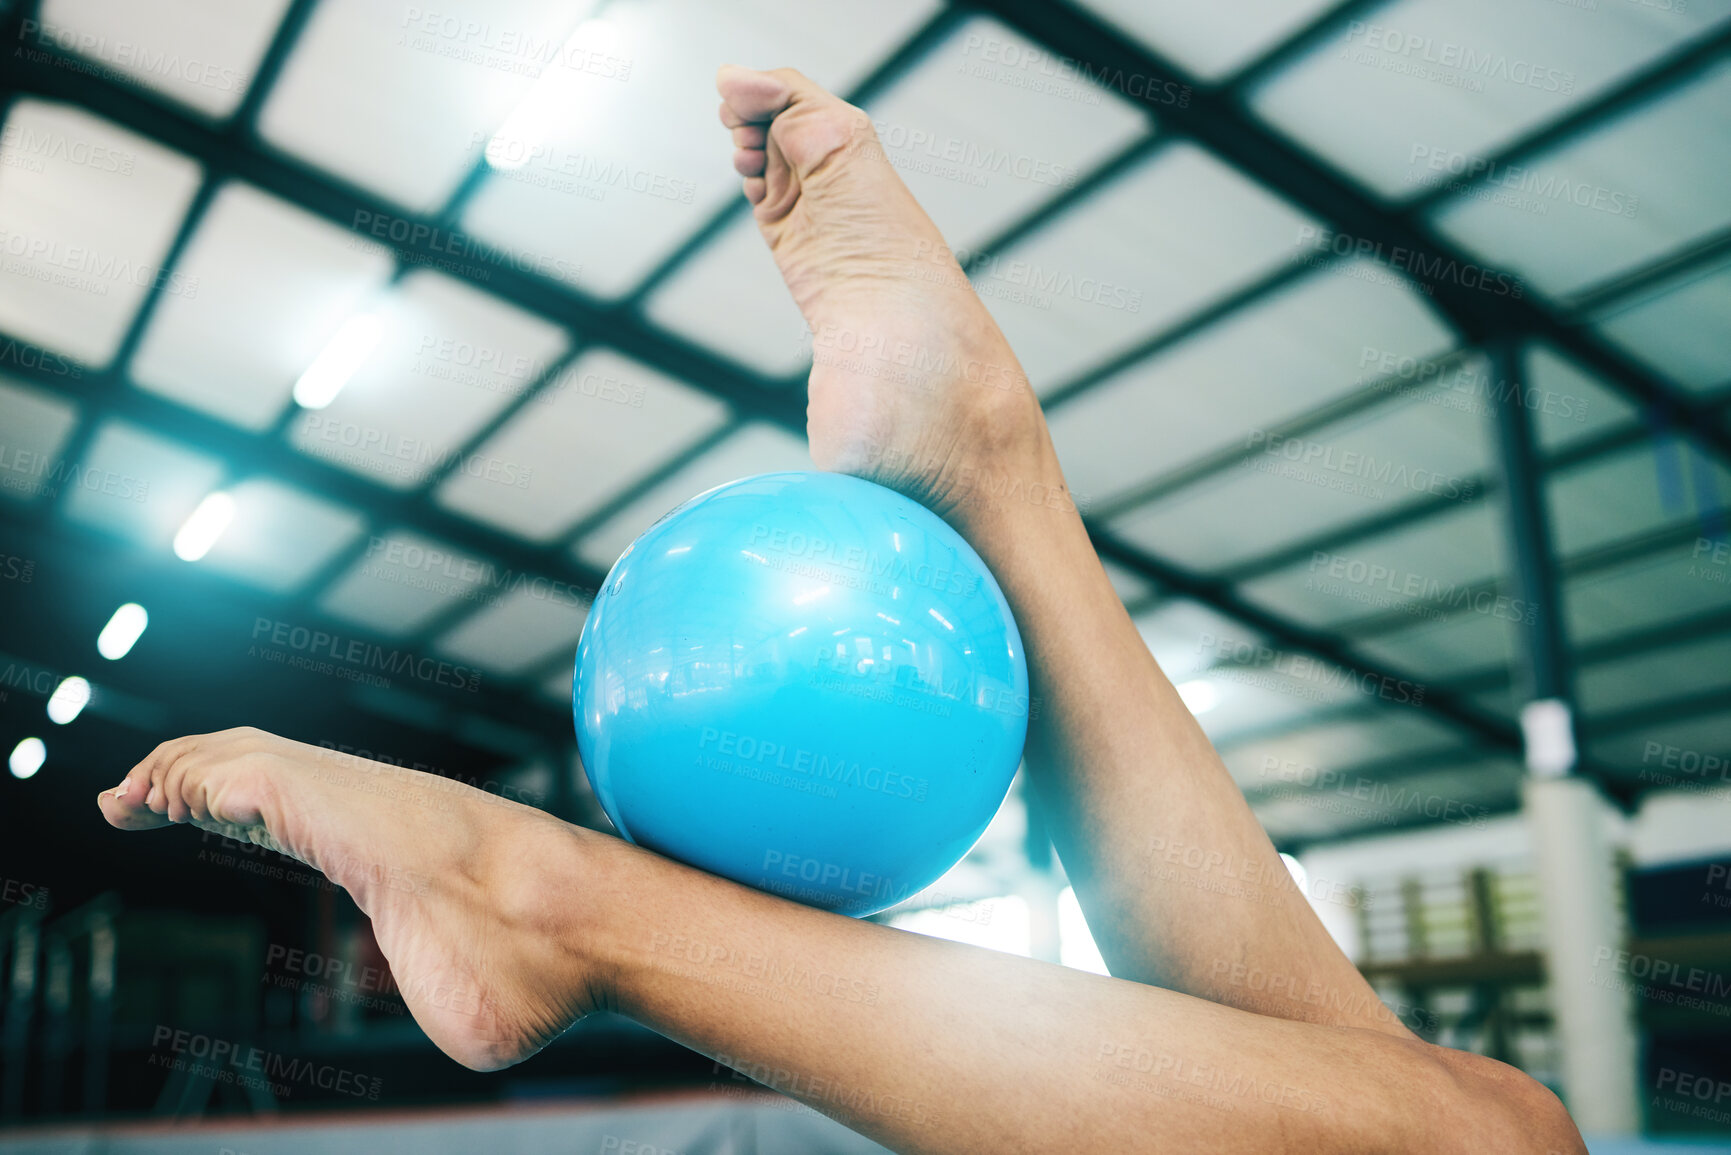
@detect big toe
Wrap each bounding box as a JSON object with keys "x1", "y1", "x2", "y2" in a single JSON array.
[{"x1": 716, "y1": 65, "x2": 798, "y2": 123}]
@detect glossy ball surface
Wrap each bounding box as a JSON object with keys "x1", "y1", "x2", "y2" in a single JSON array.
[{"x1": 574, "y1": 471, "x2": 1029, "y2": 916}]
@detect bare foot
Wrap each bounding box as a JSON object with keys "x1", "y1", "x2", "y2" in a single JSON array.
[
  {"x1": 716, "y1": 65, "x2": 1072, "y2": 534},
  {"x1": 97, "y1": 728, "x2": 605, "y2": 1071}
]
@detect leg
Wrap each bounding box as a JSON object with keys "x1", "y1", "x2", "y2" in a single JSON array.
[
  {"x1": 717, "y1": 65, "x2": 1406, "y2": 1035},
  {"x1": 97, "y1": 731, "x2": 1579, "y2": 1153}
]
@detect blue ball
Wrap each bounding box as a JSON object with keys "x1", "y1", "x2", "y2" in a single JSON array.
[{"x1": 574, "y1": 471, "x2": 1029, "y2": 916}]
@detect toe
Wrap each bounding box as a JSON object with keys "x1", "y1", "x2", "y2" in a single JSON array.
[
  {"x1": 742, "y1": 176, "x2": 767, "y2": 205},
  {"x1": 715, "y1": 64, "x2": 794, "y2": 122},
  {"x1": 733, "y1": 148, "x2": 766, "y2": 177},
  {"x1": 731, "y1": 124, "x2": 766, "y2": 149}
]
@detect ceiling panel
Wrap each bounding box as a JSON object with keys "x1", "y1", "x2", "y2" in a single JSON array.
[
  {"x1": 1547, "y1": 437, "x2": 1730, "y2": 557},
  {"x1": 61, "y1": 419, "x2": 223, "y2": 547},
  {"x1": 1132, "y1": 597, "x2": 1270, "y2": 682},
  {"x1": 130, "y1": 181, "x2": 396, "y2": 431},
  {"x1": 1352, "y1": 602, "x2": 1517, "y2": 683},
  {"x1": 1255, "y1": 758, "x2": 1522, "y2": 841},
  {"x1": 36, "y1": 0, "x2": 292, "y2": 119},
  {"x1": 1110, "y1": 383, "x2": 1493, "y2": 572},
  {"x1": 258, "y1": 0, "x2": 588, "y2": 213},
  {"x1": 1237, "y1": 500, "x2": 1507, "y2": 630},
  {"x1": 0, "y1": 100, "x2": 203, "y2": 366},
  {"x1": 434, "y1": 582, "x2": 590, "y2": 677},
  {"x1": 1565, "y1": 540, "x2": 1731, "y2": 647},
  {"x1": 285, "y1": 269, "x2": 569, "y2": 490},
  {"x1": 316, "y1": 528, "x2": 499, "y2": 637},
  {"x1": 571, "y1": 421, "x2": 811, "y2": 571},
  {"x1": 978, "y1": 142, "x2": 1319, "y2": 393},
  {"x1": 859, "y1": 16, "x2": 1146, "y2": 252},
  {"x1": 459, "y1": 0, "x2": 940, "y2": 298},
  {"x1": 434, "y1": 348, "x2": 730, "y2": 541},
  {"x1": 1250, "y1": 0, "x2": 1729, "y2": 198},
  {"x1": 1588, "y1": 708, "x2": 1731, "y2": 781},
  {"x1": 1431, "y1": 59, "x2": 1731, "y2": 301},
  {"x1": 1592, "y1": 259, "x2": 1731, "y2": 394},
  {"x1": 0, "y1": 377, "x2": 80, "y2": 506},
  {"x1": 1074, "y1": 0, "x2": 1339, "y2": 81},
  {"x1": 1220, "y1": 710, "x2": 1468, "y2": 787},
  {"x1": 198, "y1": 477, "x2": 367, "y2": 593},
  {"x1": 1577, "y1": 632, "x2": 1731, "y2": 719},
  {"x1": 1527, "y1": 342, "x2": 1640, "y2": 451},
  {"x1": 1047, "y1": 259, "x2": 1454, "y2": 504}
]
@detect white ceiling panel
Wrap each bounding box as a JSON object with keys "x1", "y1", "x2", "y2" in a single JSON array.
[
  {"x1": 62, "y1": 420, "x2": 223, "y2": 547},
  {"x1": 1578, "y1": 633, "x2": 1731, "y2": 719},
  {"x1": 1111, "y1": 385, "x2": 1493, "y2": 571},
  {"x1": 979, "y1": 142, "x2": 1319, "y2": 392},
  {"x1": 640, "y1": 214, "x2": 809, "y2": 377},
  {"x1": 259, "y1": 0, "x2": 590, "y2": 213},
  {"x1": 460, "y1": 0, "x2": 940, "y2": 298},
  {"x1": 1238, "y1": 501, "x2": 1507, "y2": 630},
  {"x1": 286, "y1": 270, "x2": 569, "y2": 490},
  {"x1": 571, "y1": 421, "x2": 809, "y2": 571},
  {"x1": 1256, "y1": 759, "x2": 1522, "y2": 840},
  {"x1": 0, "y1": 377, "x2": 80, "y2": 506},
  {"x1": 1566, "y1": 541, "x2": 1731, "y2": 646},
  {"x1": 1592, "y1": 260, "x2": 1731, "y2": 394},
  {"x1": 435, "y1": 583, "x2": 590, "y2": 676},
  {"x1": 316, "y1": 529, "x2": 498, "y2": 636},
  {"x1": 1250, "y1": 0, "x2": 1730, "y2": 198},
  {"x1": 1102, "y1": 560, "x2": 1155, "y2": 605},
  {"x1": 1431, "y1": 59, "x2": 1731, "y2": 301},
  {"x1": 540, "y1": 663, "x2": 575, "y2": 706},
  {"x1": 1220, "y1": 711, "x2": 1466, "y2": 787},
  {"x1": 0, "y1": 100, "x2": 202, "y2": 366},
  {"x1": 1132, "y1": 598, "x2": 1269, "y2": 682},
  {"x1": 1047, "y1": 259, "x2": 1453, "y2": 503},
  {"x1": 860, "y1": 17, "x2": 1146, "y2": 252},
  {"x1": 198, "y1": 477, "x2": 367, "y2": 593},
  {"x1": 130, "y1": 181, "x2": 395, "y2": 431},
  {"x1": 1076, "y1": 0, "x2": 1339, "y2": 81},
  {"x1": 37, "y1": 0, "x2": 292, "y2": 119},
  {"x1": 1527, "y1": 343, "x2": 1640, "y2": 451},
  {"x1": 1588, "y1": 710, "x2": 1731, "y2": 776},
  {"x1": 1548, "y1": 439, "x2": 1731, "y2": 557},
  {"x1": 434, "y1": 348, "x2": 730, "y2": 541}
]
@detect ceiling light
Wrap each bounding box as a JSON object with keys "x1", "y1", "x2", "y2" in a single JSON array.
[
  {"x1": 293, "y1": 313, "x2": 383, "y2": 409},
  {"x1": 9, "y1": 737, "x2": 45, "y2": 779},
  {"x1": 97, "y1": 603, "x2": 149, "y2": 660},
  {"x1": 47, "y1": 676, "x2": 91, "y2": 725},
  {"x1": 1176, "y1": 678, "x2": 1220, "y2": 715},
  {"x1": 173, "y1": 492, "x2": 235, "y2": 561}
]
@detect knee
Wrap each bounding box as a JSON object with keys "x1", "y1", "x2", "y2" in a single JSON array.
[{"x1": 1431, "y1": 1046, "x2": 1585, "y2": 1155}]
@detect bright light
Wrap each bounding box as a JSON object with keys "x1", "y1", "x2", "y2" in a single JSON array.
[
  {"x1": 47, "y1": 676, "x2": 90, "y2": 725},
  {"x1": 173, "y1": 492, "x2": 236, "y2": 561},
  {"x1": 1058, "y1": 887, "x2": 1110, "y2": 975},
  {"x1": 486, "y1": 18, "x2": 618, "y2": 170},
  {"x1": 9, "y1": 737, "x2": 45, "y2": 779},
  {"x1": 97, "y1": 603, "x2": 148, "y2": 660},
  {"x1": 891, "y1": 896, "x2": 1029, "y2": 957},
  {"x1": 1176, "y1": 678, "x2": 1220, "y2": 715},
  {"x1": 293, "y1": 313, "x2": 382, "y2": 409},
  {"x1": 1280, "y1": 853, "x2": 1309, "y2": 896}
]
